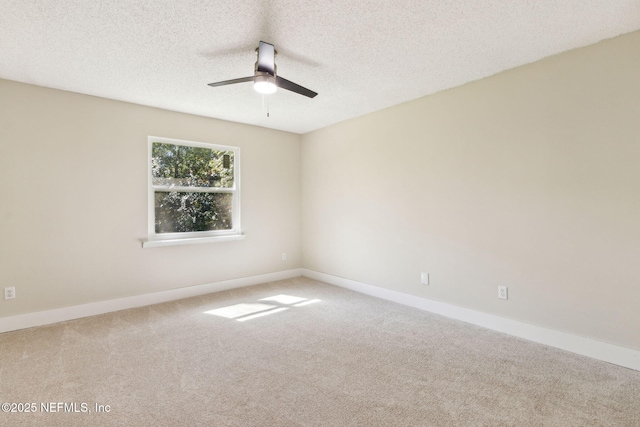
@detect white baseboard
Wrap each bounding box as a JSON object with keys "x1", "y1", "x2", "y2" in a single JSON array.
[
  {"x1": 0, "y1": 269, "x2": 303, "y2": 334},
  {"x1": 302, "y1": 269, "x2": 640, "y2": 372}
]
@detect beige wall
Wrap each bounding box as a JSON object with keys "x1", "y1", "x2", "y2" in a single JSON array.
[
  {"x1": 0, "y1": 79, "x2": 301, "y2": 317},
  {"x1": 302, "y1": 31, "x2": 640, "y2": 350}
]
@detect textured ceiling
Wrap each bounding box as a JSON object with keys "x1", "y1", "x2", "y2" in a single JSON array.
[{"x1": 1, "y1": 1, "x2": 639, "y2": 134}]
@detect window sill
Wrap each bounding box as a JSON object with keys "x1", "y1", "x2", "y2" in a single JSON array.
[{"x1": 142, "y1": 234, "x2": 245, "y2": 248}]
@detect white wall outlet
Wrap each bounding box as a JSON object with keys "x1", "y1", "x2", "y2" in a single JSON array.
[
  {"x1": 281, "y1": 253, "x2": 287, "y2": 261},
  {"x1": 498, "y1": 286, "x2": 508, "y2": 300},
  {"x1": 421, "y1": 272, "x2": 429, "y2": 285},
  {"x1": 4, "y1": 287, "x2": 15, "y2": 300}
]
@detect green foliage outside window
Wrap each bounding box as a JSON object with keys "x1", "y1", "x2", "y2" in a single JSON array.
[{"x1": 151, "y1": 142, "x2": 235, "y2": 233}]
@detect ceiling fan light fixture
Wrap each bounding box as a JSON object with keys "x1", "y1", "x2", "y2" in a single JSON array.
[{"x1": 254, "y1": 74, "x2": 277, "y2": 94}]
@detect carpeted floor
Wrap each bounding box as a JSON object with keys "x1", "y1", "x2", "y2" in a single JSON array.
[{"x1": 1, "y1": 276, "x2": 639, "y2": 426}]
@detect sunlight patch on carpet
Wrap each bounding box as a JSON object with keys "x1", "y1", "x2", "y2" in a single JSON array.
[
  {"x1": 204, "y1": 303, "x2": 276, "y2": 319},
  {"x1": 205, "y1": 295, "x2": 323, "y2": 322}
]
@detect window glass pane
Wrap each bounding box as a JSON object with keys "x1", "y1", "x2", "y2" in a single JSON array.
[
  {"x1": 151, "y1": 143, "x2": 234, "y2": 188},
  {"x1": 154, "y1": 191, "x2": 233, "y2": 233}
]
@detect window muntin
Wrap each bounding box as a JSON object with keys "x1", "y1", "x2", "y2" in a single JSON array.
[{"x1": 148, "y1": 137, "x2": 240, "y2": 241}]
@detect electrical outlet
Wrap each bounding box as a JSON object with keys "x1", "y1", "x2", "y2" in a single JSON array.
[
  {"x1": 498, "y1": 286, "x2": 508, "y2": 300},
  {"x1": 281, "y1": 253, "x2": 287, "y2": 261},
  {"x1": 4, "y1": 287, "x2": 15, "y2": 300},
  {"x1": 421, "y1": 272, "x2": 429, "y2": 285}
]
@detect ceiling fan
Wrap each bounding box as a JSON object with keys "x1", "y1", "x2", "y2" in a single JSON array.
[{"x1": 208, "y1": 41, "x2": 318, "y2": 98}]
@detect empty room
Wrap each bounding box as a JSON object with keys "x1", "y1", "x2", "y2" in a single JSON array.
[{"x1": 1, "y1": 1, "x2": 639, "y2": 425}]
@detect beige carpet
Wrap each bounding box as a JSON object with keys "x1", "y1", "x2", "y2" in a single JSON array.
[{"x1": 1, "y1": 276, "x2": 639, "y2": 426}]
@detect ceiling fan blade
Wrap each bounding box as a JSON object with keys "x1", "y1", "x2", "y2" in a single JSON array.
[
  {"x1": 207, "y1": 76, "x2": 254, "y2": 87},
  {"x1": 257, "y1": 41, "x2": 276, "y2": 76},
  {"x1": 276, "y1": 76, "x2": 318, "y2": 98}
]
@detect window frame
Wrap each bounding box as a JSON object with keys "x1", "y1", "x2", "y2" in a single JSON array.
[{"x1": 143, "y1": 136, "x2": 243, "y2": 248}]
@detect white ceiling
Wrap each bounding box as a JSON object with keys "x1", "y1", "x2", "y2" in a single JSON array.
[{"x1": 1, "y1": 1, "x2": 639, "y2": 134}]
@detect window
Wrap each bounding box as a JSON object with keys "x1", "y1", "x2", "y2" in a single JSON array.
[{"x1": 144, "y1": 136, "x2": 243, "y2": 248}]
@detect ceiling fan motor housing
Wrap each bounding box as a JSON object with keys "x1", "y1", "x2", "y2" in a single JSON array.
[{"x1": 254, "y1": 61, "x2": 277, "y2": 77}]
